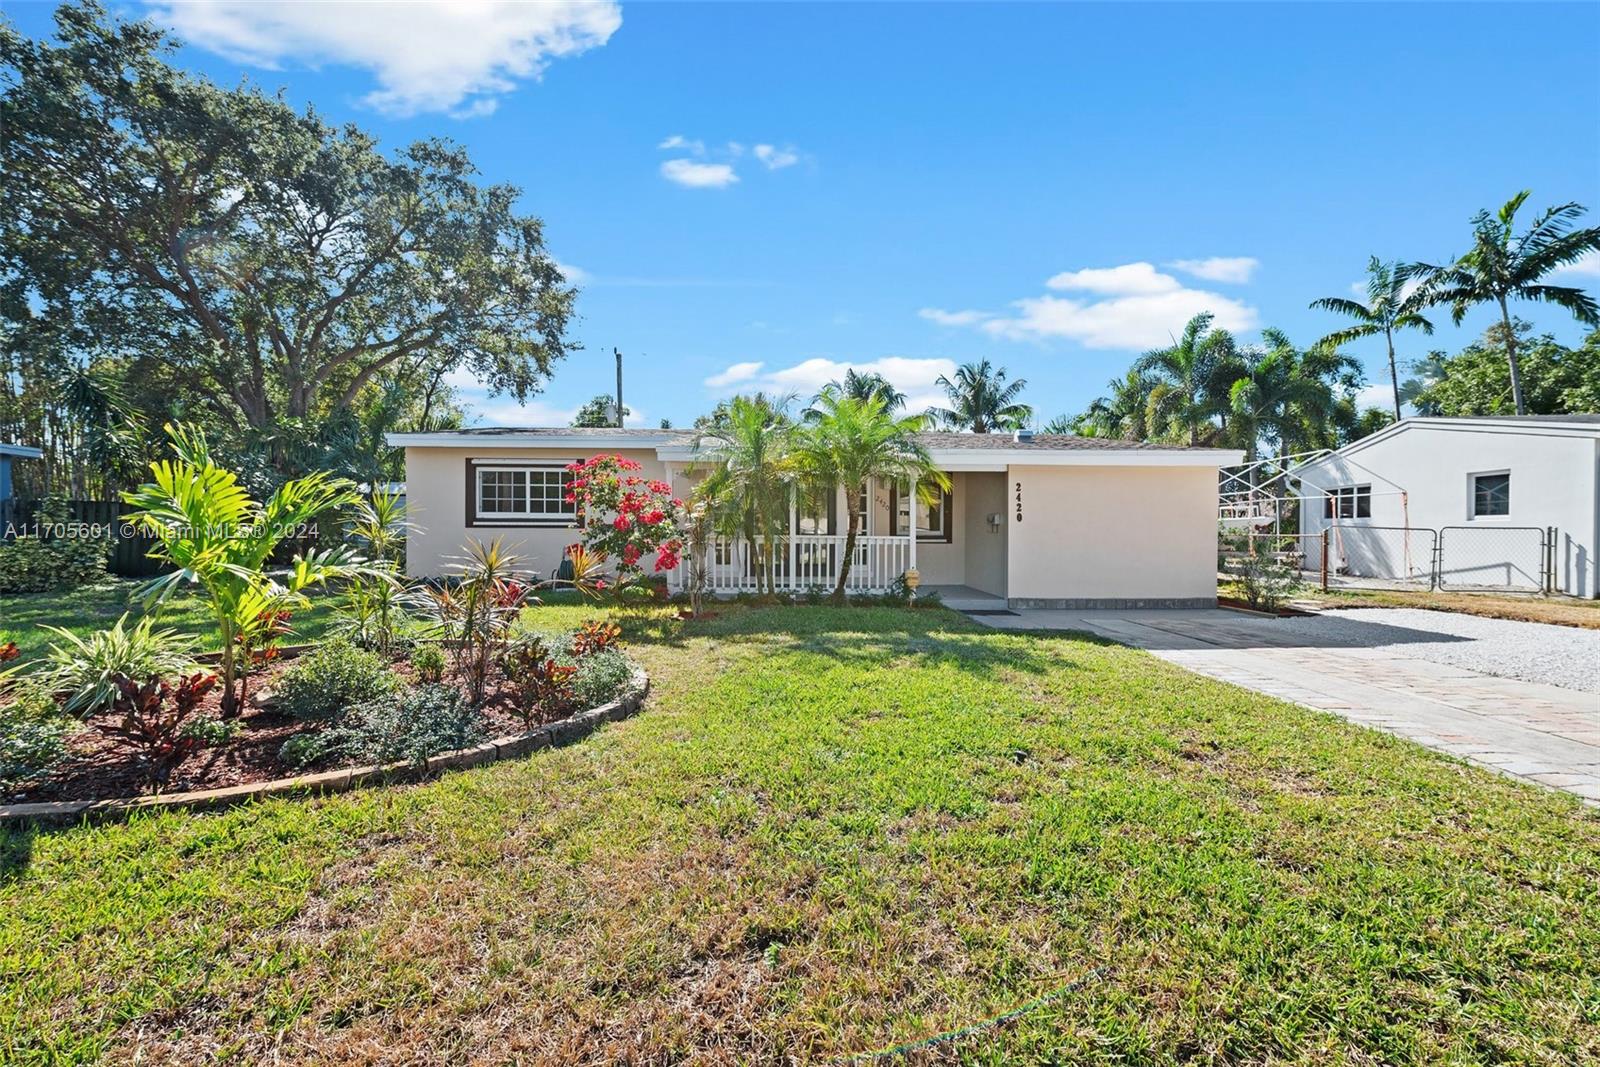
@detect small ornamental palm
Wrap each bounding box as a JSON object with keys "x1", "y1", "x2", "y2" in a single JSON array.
[
  {"x1": 122, "y1": 424, "x2": 367, "y2": 716},
  {"x1": 1402, "y1": 192, "x2": 1600, "y2": 415},
  {"x1": 1311, "y1": 257, "x2": 1434, "y2": 420},
  {"x1": 692, "y1": 394, "x2": 795, "y2": 596},
  {"x1": 792, "y1": 390, "x2": 948, "y2": 602}
]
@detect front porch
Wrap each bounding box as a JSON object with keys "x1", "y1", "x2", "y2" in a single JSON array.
[{"x1": 669, "y1": 470, "x2": 1009, "y2": 597}]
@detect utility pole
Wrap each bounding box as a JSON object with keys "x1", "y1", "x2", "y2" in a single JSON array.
[{"x1": 614, "y1": 348, "x2": 624, "y2": 427}]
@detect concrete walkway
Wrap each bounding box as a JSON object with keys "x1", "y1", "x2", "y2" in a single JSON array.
[{"x1": 972, "y1": 608, "x2": 1600, "y2": 804}]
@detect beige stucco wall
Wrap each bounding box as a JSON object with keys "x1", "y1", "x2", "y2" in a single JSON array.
[
  {"x1": 1005, "y1": 464, "x2": 1219, "y2": 604},
  {"x1": 961, "y1": 472, "x2": 1008, "y2": 596},
  {"x1": 402, "y1": 446, "x2": 692, "y2": 579}
]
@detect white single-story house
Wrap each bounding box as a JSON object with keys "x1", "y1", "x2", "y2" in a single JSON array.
[
  {"x1": 386, "y1": 427, "x2": 1243, "y2": 609},
  {"x1": 1293, "y1": 415, "x2": 1600, "y2": 597}
]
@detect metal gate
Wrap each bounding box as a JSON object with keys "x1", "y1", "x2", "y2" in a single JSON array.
[
  {"x1": 1323, "y1": 523, "x2": 1439, "y2": 590},
  {"x1": 1437, "y1": 526, "x2": 1550, "y2": 592}
]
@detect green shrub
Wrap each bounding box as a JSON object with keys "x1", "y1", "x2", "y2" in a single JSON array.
[
  {"x1": 331, "y1": 684, "x2": 484, "y2": 767},
  {"x1": 0, "y1": 500, "x2": 112, "y2": 593},
  {"x1": 572, "y1": 649, "x2": 635, "y2": 709},
  {"x1": 278, "y1": 731, "x2": 334, "y2": 770},
  {"x1": 0, "y1": 685, "x2": 71, "y2": 788},
  {"x1": 274, "y1": 640, "x2": 398, "y2": 722},
  {"x1": 1225, "y1": 552, "x2": 1297, "y2": 612},
  {"x1": 410, "y1": 643, "x2": 447, "y2": 684},
  {"x1": 36, "y1": 613, "x2": 200, "y2": 717}
]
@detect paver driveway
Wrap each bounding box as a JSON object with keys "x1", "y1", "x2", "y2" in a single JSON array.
[{"x1": 974, "y1": 607, "x2": 1600, "y2": 804}]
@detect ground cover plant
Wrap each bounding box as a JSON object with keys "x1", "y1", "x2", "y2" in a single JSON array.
[{"x1": 1, "y1": 604, "x2": 1595, "y2": 1063}]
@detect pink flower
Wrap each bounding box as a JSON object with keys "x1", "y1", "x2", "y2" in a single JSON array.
[
  {"x1": 642, "y1": 509, "x2": 665, "y2": 525},
  {"x1": 613, "y1": 515, "x2": 632, "y2": 531},
  {"x1": 648, "y1": 480, "x2": 671, "y2": 494},
  {"x1": 622, "y1": 543, "x2": 642, "y2": 565}
]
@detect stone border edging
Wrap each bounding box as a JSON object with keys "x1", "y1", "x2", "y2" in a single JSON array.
[{"x1": 0, "y1": 667, "x2": 649, "y2": 827}]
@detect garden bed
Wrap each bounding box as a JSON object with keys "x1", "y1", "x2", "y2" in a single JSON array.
[
  {"x1": 3, "y1": 626, "x2": 647, "y2": 809},
  {"x1": 1216, "y1": 595, "x2": 1313, "y2": 618}
]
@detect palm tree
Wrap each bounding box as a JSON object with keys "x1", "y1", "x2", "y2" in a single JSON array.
[
  {"x1": 810, "y1": 369, "x2": 906, "y2": 416},
  {"x1": 928, "y1": 360, "x2": 1032, "y2": 432},
  {"x1": 1227, "y1": 330, "x2": 1354, "y2": 464},
  {"x1": 691, "y1": 394, "x2": 795, "y2": 596},
  {"x1": 1136, "y1": 312, "x2": 1240, "y2": 445},
  {"x1": 122, "y1": 424, "x2": 365, "y2": 717},
  {"x1": 1310, "y1": 257, "x2": 1434, "y2": 420},
  {"x1": 791, "y1": 389, "x2": 948, "y2": 602},
  {"x1": 1402, "y1": 192, "x2": 1600, "y2": 415},
  {"x1": 1074, "y1": 368, "x2": 1156, "y2": 440}
]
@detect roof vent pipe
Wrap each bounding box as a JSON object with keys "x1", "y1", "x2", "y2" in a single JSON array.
[{"x1": 1013, "y1": 428, "x2": 1035, "y2": 443}]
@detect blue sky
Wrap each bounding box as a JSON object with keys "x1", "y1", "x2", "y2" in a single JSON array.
[{"x1": 11, "y1": 1, "x2": 1600, "y2": 426}]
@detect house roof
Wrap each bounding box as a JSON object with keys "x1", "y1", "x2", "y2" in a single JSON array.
[
  {"x1": 385, "y1": 427, "x2": 1243, "y2": 468},
  {"x1": 1291, "y1": 414, "x2": 1600, "y2": 474},
  {"x1": 0, "y1": 442, "x2": 44, "y2": 460}
]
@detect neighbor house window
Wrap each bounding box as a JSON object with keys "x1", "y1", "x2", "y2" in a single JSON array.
[
  {"x1": 1471, "y1": 471, "x2": 1510, "y2": 518},
  {"x1": 467, "y1": 460, "x2": 577, "y2": 526},
  {"x1": 891, "y1": 481, "x2": 952, "y2": 542},
  {"x1": 1323, "y1": 484, "x2": 1371, "y2": 520}
]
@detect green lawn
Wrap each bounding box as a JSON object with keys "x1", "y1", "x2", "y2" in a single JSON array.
[
  {"x1": 3, "y1": 605, "x2": 1597, "y2": 1063},
  {"x1": 1, "y1": 579, "x2": 343, "y2": 663}
]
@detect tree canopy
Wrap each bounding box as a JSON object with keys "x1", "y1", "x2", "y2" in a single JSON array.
[{"x1": 1, "y1": 0, "x2": 574, "y2": 480}]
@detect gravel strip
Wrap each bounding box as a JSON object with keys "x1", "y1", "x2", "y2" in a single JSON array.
[{"x1": 1271, "y1": 608, "x2": 1600, "y2": 694}]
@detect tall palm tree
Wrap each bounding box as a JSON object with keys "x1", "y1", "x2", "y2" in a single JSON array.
[
  {"x1": 1402, "y1": 192, "x2": 1600, "y2": 415},
  {"x1": 1310, "y1": 257, "x2": 1434, "y2": 420},
  {"x1": 1074, "y1": 368, "x2": 1155, "y2": 440},
  {"x1": 810, "y1": 369, "x2": 906, "y2": 416},
  {"x1": 1136, "y1": 312, "x2": 1240, "y2": 446},
  {"x1": 691, "y1": 394, "x2": 794, "y2": 595},
  {"x1": 928, "y1": 360, "x2": 1032, "y2": 432},
  {"x1": 791, "y1": 389, "x2": 948, "y2": 602}
]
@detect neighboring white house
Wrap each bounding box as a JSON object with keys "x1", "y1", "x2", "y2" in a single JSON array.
[
  {"x1": 386, "y1": 427, "x2": 1243, "y2": 609},
  {"x1": 1293, "y1": 415, "x2": 1600, "y2": 598}
]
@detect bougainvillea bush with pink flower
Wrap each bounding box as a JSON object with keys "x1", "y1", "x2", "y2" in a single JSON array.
[{"x1": 565, "y1": 455, "x2": 687, "y2": 583}]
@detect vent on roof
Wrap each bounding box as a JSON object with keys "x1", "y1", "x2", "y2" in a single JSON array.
[{"x1": 1013, "y1": 428, "x2": 1035, "y2": 443}]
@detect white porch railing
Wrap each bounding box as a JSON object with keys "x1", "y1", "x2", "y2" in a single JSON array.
[{"x1": 688, "y1": 534, "x2": 910, "y2": 593}]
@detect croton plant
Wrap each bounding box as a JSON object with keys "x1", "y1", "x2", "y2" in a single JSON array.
[{"x1": 565, "y1": 455, "x2": 686, "y2": 582}]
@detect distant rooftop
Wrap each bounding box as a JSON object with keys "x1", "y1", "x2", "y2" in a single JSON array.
[{"x1": 389, "y1": 427, "x2": 1210, "y2": 451}]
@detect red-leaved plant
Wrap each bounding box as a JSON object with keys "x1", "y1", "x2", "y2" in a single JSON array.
[
  {"x1": 571, "y1": 620, "x2": 623, "y2": 658},
  {"x1": 566, "y1": 455, "x2": 686, "y2": 584},
  {"x1": 499, "y1": 638, "x2": 577, "y2": 727},
  {"x1": 98, "y1": 672, "x2": 221, "y2": 790}
]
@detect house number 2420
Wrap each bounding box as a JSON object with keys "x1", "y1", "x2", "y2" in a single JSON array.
[{"x1": 1014, "y1": 481, "x2": 1023, "y2": 523}]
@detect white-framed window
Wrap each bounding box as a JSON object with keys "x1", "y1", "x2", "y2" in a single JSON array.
[
  {"x1": 1470, "y1": 470, "x2": 1510, "y2": 518},
  {"x1": 1323, "y1": 484, "x2": 1371, "y2": 520},
  {"x1": 893, "y1": 480, "x2": 951, "y2": 542},
  {"x1": 469, "y1": 461, "x2": 577, "y2": 525}
]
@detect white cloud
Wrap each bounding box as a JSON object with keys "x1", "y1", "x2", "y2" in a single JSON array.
[
  {"x1": 660, "y1": 158, "x2": 739, "y2": 189},
  {"x1": 658, "y1": 134, "x2": 705, "y2": 154},
  {"x1": 1354, "y1": 383, "x2": 1396, "y2": 412},
  {"x1": 703, "y1": 361, "x2": 764, "y2": 388},
  {"x1": 704, "y1": 355, "x2": 958, "y2": 413},
  {"x1": 1166, "y1": 256, "x2": 1259, "y2": 284},
  {"x1": 149, "y1": 0, "x2": 621, "y2": 118},
  {"x1": 553, "y1": 260, "x2": 590, "y2": 285},
  {"x1": 917, "y1": 308, "x2": 989, "y2": 327},
  {"x1": 753, "y1": 143, "x2": 800, "y2": 170},
  {"x1": 1045, "y1": 262, "x2": 1181, "y2": 295},
  {"x1": 922, "y1": 261, "x2": 1260, "y2": 350},
  {"x1": 1551, "y1": 249, "x2": 1600, "y2": 280}
]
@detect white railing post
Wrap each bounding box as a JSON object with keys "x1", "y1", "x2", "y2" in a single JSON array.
[{"x1": 907, "y1": 477, "x2": 918, "y2": 583}]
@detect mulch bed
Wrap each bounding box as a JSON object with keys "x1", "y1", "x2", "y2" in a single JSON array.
[{"x1": 4, "y1": 653, "x2": 597, "y2": 805}]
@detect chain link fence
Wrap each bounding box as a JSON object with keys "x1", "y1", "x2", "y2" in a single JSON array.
[{"x1": 1437, "y1": 525, "x2": 1549, "y2": 592}]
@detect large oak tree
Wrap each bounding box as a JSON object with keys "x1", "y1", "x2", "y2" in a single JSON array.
[{"x1": 2, "y1": 2, "x2": 575, "y2": 458}]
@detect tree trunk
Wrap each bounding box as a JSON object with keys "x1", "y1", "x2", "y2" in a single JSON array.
[
  {"x1": 1498, "y1": 297, "x2": 1526, "y2": 415},
  {"x1": 831, "y1": 501, "x2": 860, "y2": 604},
  {"x1": 1386, "y1": 329, "x2": 1402, "y2": 421}
]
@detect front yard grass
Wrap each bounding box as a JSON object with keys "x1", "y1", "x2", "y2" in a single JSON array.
[
  {"x1": 3, "y1": 605, "x2": 1597, "y2": 1063},
  {"x1": 1, "y1": 578, "x2": 342, "y2": 663}
]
